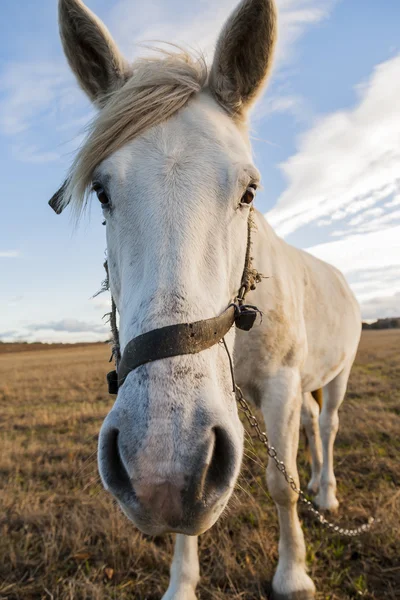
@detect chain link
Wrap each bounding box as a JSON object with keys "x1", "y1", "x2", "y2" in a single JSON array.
[{"x1": 235, "y1": 385, "x2": 374, "y2": 538}]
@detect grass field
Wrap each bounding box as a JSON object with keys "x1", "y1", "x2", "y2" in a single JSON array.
[{"x1": 0, "y1": 331, "x2": 399, "y2": 600}]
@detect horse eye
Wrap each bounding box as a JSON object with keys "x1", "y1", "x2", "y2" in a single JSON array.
[
  {"x1": 241, "y1": 184, "x2": 257, "y2": 205},
  {"x1": 92, "y1": 183, "x2": 109, "y2": 205}
]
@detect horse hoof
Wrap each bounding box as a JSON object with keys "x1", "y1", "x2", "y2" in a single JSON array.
[
  {"x1": 306, "y1": 481, "x2": 319, "y2": 495},
  {"x1": 271, "y1": 591, "x2": 316, "y2": 600},
  {"x1": 315, "y1": 494, "x2": 339, "y2": 512}
]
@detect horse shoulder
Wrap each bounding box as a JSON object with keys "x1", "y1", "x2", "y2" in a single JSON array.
[{"x1": 234, "y1": 224, "x2": 308, "y2": 402}]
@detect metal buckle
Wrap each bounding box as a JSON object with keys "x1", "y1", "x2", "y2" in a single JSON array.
[{"x1": 233, "y1": 304, "x2": 261, "y2": 331}]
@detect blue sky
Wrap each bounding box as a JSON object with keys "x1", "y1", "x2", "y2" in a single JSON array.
[{"x1": 1, "y1": 0, "x2": 399, "y2": 342}]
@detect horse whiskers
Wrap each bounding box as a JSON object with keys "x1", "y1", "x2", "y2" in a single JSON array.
[
  {"x1": 243, "y1": 428, "x2": 257, "y2": 449},
  {"x1": 234, "y1": 480, "x2": 255, "y2": 503},
  {"x1": 243, "y1": 451, "x2": 266, "y2": 470},
  {"x1": 73, "y1": 451, "x2": 98, "y2": 477}
]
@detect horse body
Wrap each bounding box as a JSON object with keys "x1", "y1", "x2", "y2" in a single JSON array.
[
  {"x1": 230, "y1": 213, "x2": 361, "y2": 598},
  {"x1": 237, "y1": 208, "x2": 360, "y2": 495},
  {"x1": 54, "y1": 1, "x2": 362, "y2": 598}
]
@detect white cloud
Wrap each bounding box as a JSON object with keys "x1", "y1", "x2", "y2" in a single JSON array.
[
  {"x1": 0, "y1": 250, "x2": 20, "y2": 258},
  {"x1": 361, "y1": 292, "x2": 400, "y2": 320},
  {"x1": 348, "y1": 207, "x2": 384, "y2": 227},
  {"x1": 11, "y1": 143, "x2": 60, "y2": 164},
  {"x1": 252, "y1": 0, "x2": 338, "y2": 121},
  {"x1": 0, "y1": 330, "x2": 19, "y2": 339},
  {"x1": 0, "y1": 60, "x2": 91, "y2": 164},
  {"x1": 0, "y1": 61, "x2": 73, "y2": 135},
  {"x1": 0, "y1": 330, "x2": 109, "y2": 344},
  {"x1": 252, "y1": 93, "x2": 308, "y2": 123},
  {"x1": 306, "y1": 225, "x2": 400, "y2": 319},
  {"x1": 306, "y1": 224, "x2": 400, "y2": 275},
  {"x1": 91, "y1": 296, "x2": 112, "y2": 312},
  {"x1": 274, "y1": 0, "x2": 337, "y2": 67},
  {"x1": 266, "y1": 54, "x2": 400, "y2": 237},
  {"x1": 0, "y1": 318, "x2": 110, "y2": 343},
  {"x1": 27, "y1": 318, "x2": 108, "y2": 334},
  {"x1": 332, "y1": 209, "x2": 400, "y2": 237},
  {"x1": 385, "y1": 195, "x2": 400, "y2": 208},
  {"x1": 350, "y1": 270, "x2": 398, "y2": 305}
]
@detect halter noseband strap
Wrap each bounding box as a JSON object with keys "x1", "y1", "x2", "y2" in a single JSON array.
[
  {"x1": 107, "y1": 307, "x2": 260, "y2": 395},
  {"x1": 106, "y1": 301, "x2": 261, "y2": 394}
]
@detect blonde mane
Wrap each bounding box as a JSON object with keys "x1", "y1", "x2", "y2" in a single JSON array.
[{"x1": 63, "y1": 51, "x2": 208, "y2": 214}]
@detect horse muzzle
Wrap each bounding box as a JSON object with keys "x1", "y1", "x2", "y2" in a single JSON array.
[{"x1": 98, "y1": 409, "x2": 240, "y2": 535}]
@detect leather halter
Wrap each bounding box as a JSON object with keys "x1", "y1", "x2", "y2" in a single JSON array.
[
  {"x1": 48, "y1": 195, "x2": 262, "y2": 394},
  {"x1": 106, "y1": 211, "x2": 262, "y2": 394},
  {"x1": 107, "y1": 302, "x2": 260, "y2": 394}
]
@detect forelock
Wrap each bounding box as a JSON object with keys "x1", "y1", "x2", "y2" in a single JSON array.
[{"x1": 62, "y1": 50, "x2": 208, "y2": 216}]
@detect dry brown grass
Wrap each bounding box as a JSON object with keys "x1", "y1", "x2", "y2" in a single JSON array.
[{"x1": 0, "y1": 331, "x2": 399, "y2": 600}]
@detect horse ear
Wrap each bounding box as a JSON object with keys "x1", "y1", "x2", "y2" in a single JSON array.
[
  {"x1": 59, "y1": 0, "x2": 132, "y2": 105},
  {"x1": 209, "y1": 0, "x2": 277, "y2": 119}
]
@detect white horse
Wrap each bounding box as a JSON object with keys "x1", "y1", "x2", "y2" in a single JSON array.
[{"x1": 55, "y1": 0, "x2": 361, "y2": 598}]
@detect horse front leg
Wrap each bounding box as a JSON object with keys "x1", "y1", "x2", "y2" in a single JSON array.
[
  {"x1": 162, "y1": 534, "x2": 199, "y2": 600},
  {"x1": 261, "y1": 369, "x2": 315, "y2": 600}
]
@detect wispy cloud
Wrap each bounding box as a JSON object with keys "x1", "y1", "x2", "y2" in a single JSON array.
[
  {"x1": 27, "y1": 318, "x2": 108, "y2": 334},
  {"x1": 267, "y1": 54, "x2": 400, "y2": 238},
  {"x1": 0, "y1": 250, "x2": 20, "y2": 258},
  {"x1": 0, "y1": 60, "x2": 90, "y2": 164},
  {"x1": 0, "y1": 330, "x2": 108, "y2": 344},
  {"x1": 0, "y1": 330, "x2": 19, "y2": 339},
  {"x1": 361, "y1": 291, "x2": 400, "y2": 320},
  {"x1": 91, "y1": 296, "x2": 112, "y2": 312},
  {"x1": 349, "y1": 266, "x2": 399, "y2": 307},
  {"x1": 11, "y1": 143, "x2": 60, "y2": 164},
  {"x1": 0, "y1": 61, "x2": 72, "y2": 136},
  {"x1": 252, "y1": 93, "x2": 308, "y2": 123},
  {"x1": 307, "y1": 224, "x2": 400, "y2": 275},
  {"x1": 275, "y1": 0, "x2": 338, "y2": 67},
  {"x1": 0, "y1": 318, "x2": 110, "y2": 343}
]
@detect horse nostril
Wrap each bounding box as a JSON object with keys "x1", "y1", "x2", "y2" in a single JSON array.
[
  {"x1": 204, "y1": 426, "x2": 235, "y2": 495},
  {"x1": 99, "y1": 427, "x2": 133, "y2": 496}
]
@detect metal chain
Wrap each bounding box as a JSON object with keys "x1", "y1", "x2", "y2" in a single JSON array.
[{"x1": 235, "y1": 385, "x2": 375, "y2": 538}]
